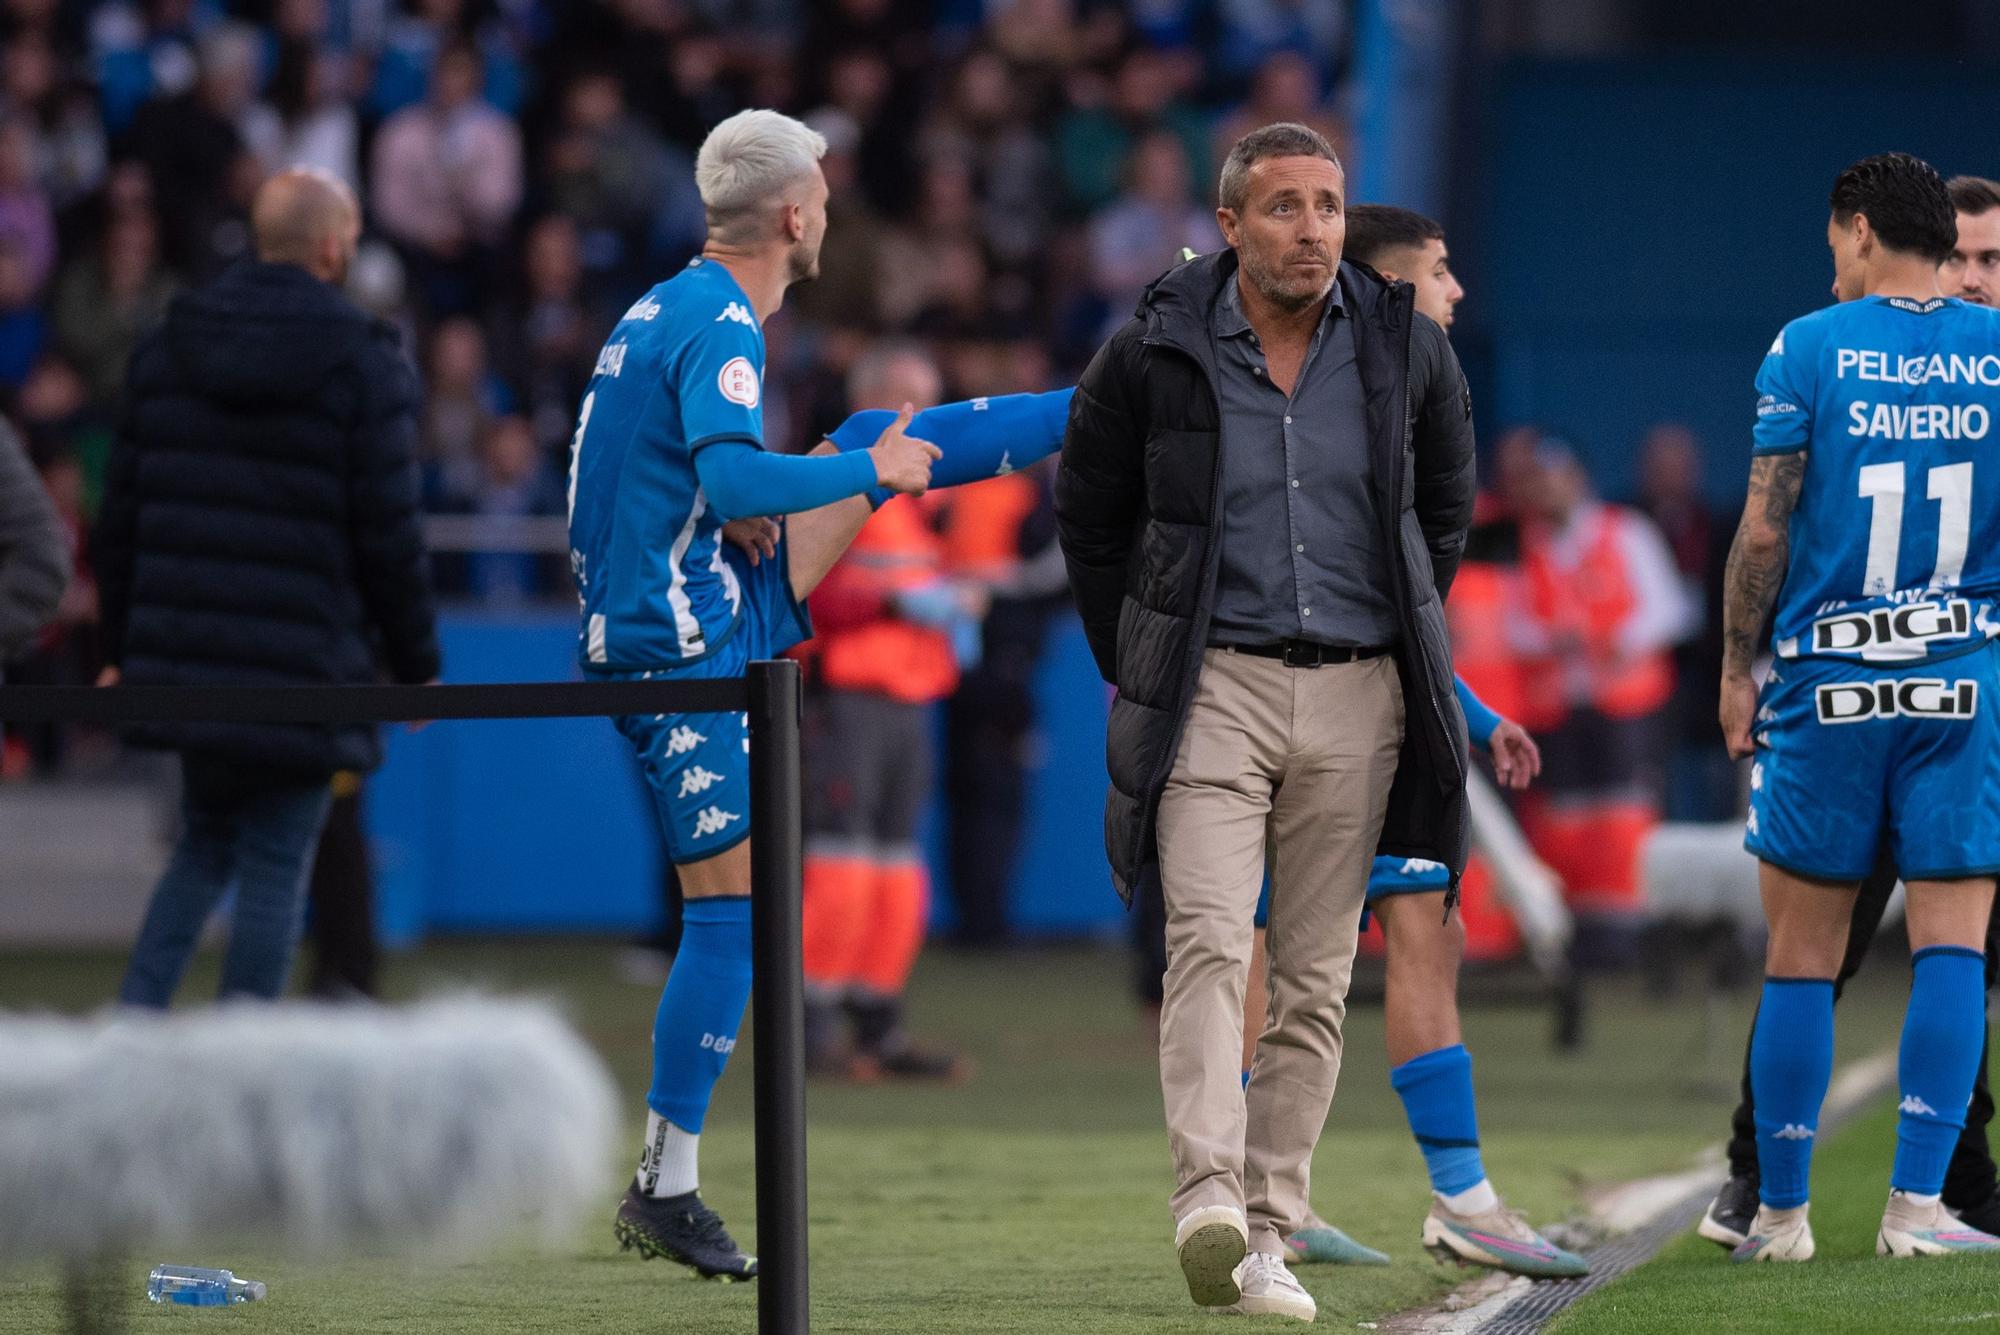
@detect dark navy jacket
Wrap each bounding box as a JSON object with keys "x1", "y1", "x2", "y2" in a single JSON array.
[{"x1": 96, "y1": 261, "x2": 439, "y2": 775}]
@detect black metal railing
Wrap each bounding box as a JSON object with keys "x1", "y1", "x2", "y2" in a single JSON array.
[{"x1": 0, "y1": 661, "x2": 812, "y2": 1335}]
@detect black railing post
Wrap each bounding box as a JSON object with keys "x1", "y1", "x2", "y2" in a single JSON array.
[{"x1": 747, "y1": 659, "x2": 808, "y2": 1335}]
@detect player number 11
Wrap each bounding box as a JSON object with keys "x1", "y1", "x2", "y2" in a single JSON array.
[{"x1": 1858, "y1": 460, "x2": 1972, "y2": 596}]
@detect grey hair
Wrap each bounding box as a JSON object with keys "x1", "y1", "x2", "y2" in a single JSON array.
[
  {"x1": 1217, "y1": 122, "x2": 1341, "y2": 212},
  {"x1": 696, "y1": 109, "x2": 829, "y2": 240}
]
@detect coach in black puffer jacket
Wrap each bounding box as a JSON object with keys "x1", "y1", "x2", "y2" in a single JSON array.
[
  {"x1": 96, "y1": 193, "x2": 438, "y2": 777},
  {"x1": 1056, "y1": 246, "x2": 1475, "y2": 906}
]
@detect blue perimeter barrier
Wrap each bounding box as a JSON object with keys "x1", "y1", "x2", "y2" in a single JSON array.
[{"x1": 366, "y1": 608, "x2": 1116, "y2": 946}]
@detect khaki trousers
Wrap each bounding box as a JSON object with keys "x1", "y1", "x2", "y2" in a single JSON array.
[{"x1": 1157, "y1": 647, "x2": 1403, "y2": 1254}]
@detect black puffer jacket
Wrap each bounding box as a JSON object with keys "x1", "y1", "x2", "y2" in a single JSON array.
[
  {"x1": 1055, "y1": 251, "x2": 1476, "y2": 903},
  {"x1": 96, "y1": 261, "x2": 439, "y2": 775}
]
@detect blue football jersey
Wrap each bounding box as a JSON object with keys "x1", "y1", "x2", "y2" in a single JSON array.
[
  {"x1": 1754, "y1": 295, "x2": 2000, "y2": 663},
  {"x1": 567, "y1": 258, "x2": 767, "y2": 670}
]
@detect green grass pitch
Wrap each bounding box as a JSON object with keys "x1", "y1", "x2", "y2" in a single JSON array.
[{"x1": 0, "y1": 941, "x2": 1914, "y2": 1332}]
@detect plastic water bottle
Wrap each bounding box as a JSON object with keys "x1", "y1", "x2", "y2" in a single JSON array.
[{"x1": 145, "y1": 1265, "x2": 267, "y2": 1306}]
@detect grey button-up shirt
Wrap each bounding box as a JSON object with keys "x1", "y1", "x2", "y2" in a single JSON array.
[{"x1": 1207, "y1": 274, "x2": 1399, "y2": 649}]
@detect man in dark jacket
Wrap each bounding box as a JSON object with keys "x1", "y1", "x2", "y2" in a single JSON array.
[
  {"x1": 0, "y1": 419, "x2": 67, "y2": 676},
  {"x1": 97, "y1": 169, "x2": 439, "y2": 1007},
  {"x1": 1056, "y1": 123, "x2": 1475, "y2": 1320}
]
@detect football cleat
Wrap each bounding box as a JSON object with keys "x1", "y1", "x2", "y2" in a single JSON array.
[
  {"x1": 1729, "y1": 1203, "x2": 1814, "y2": 1263},
  {"x1": 1173, "y1": 1203, "x2": 1248, "y2": 1308},
  {"x1": 614, "y1": 1186, "x2": 758, "y2": 1280},
  {"x1": 1423, "y1": 1198, "x2": 1589, "y2": 1279},
  {"x1": 1283, "y1": 1213, "x2": 1391, "y2": 1266},
  {"x1": 1697, "y1": 1173, "x2": 1759, "y2": 1250},
  {"x1": 1878, "y1": 1192, "x2": 2000, "y2": 1257}
]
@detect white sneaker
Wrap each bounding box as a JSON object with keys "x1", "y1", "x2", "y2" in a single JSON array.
[
  {"x1": 1878, "y1": 1191, "x2": 2000, "y2": 1257},
  {"x1": 1219, "y1": 1251, "x2": 1316, "y2": 1322},
  {"x1": 1729, "y1": 1203, "x2": 1814, "y2": 1262},
  {"x1": 1175, "y1": 1204, "x2": 1249, "y2": 1308}
]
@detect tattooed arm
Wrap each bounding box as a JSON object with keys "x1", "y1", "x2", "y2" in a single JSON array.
[{"x1": 1719, "y1": 450, "x2": 1806, "y2": 758}]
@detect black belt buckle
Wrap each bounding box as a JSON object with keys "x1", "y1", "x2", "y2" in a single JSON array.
[{"x1": 1282, "y1": 641, "x2": 1320, "y2": 669}]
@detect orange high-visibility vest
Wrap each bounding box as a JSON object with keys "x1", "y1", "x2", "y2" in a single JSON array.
[
  {"x1": 1445, "y1": 561, "x2": 1528, "y2": 726},
  {"x1": 1519, "y1": 507, "x2": 1675, "y2": 726},
  {"x1": 815, "y1": 497, "x2": 960, "y2": 705}
]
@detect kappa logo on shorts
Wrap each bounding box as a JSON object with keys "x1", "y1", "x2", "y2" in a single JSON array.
[
  {"x1": 677, "y1": 765, "x2": 726, "y2": 798},
  {"x1": 1398, "y1": 858, "x2": 1447, "y2": 876},
  {"x1": 1816, "y1": 678, "x2": 1979, "y2": 724},
  {"x1": 1901, "y1": 1094, "x2": 1940, "y2": 1117},
  {"x1": 718, "y1": 356, "x2": 760, "y2": 408},
  {"x1": 1810, "y1": 599, "x2": 1972, "y2": 654},
  {"x1": 664, "y1": 726, "x2": 708, "y2": 757},
  {"x1": 691, "y1": 805, "x2": 742, "y2": 839}
]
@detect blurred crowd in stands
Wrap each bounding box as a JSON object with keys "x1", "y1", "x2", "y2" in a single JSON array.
[{"x1": 0, "y1": 0, "x2": 1742, "y2": 954}]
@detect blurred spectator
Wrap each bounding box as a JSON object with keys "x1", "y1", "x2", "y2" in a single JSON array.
[
  {"x1": 1056, "y1": 45, "x2": 1209, "y2": 215},
  {"x1": 419, "y1": 313, "x2": 507, "y2": 502},
  {"x1": 438, "y1": 414, "x2": 562, "y2": 605},
  {"x1": 89, "y1": 0, "x2": 205, "y2": 134},
  {"x1": 1211, "y1": 51, "x2": 1347, "y2": 175},
  {"x1": 98, "y1": 169, "x2": 438, "y2": 1007},
  {"x1": 0, "y1": 416, "x2": 65, "y2": 676},
  {"x1": 2, "y1": 34, "x2": 109, "y2": 211},
  {"x1": 123, "y1": 22, "x2": 266, "y2": 278},
  {"x1": 52, "y1": 206, "x2": 176, "y2": 409},
  {"x1": 368, "y1": 0, "x2": 527, "y2": 121},
  {"x1": 789, "y1": 110, "x2": 885, "y2": 332},
  {"x1": 489, "y1": 213, "x2": 601, "y2": 459},
  {"x1": 1511, "y1": 442, "x2": 1693, "y2": 963},
  {"x1": 1214, "y1": 0, "x2": 1348, "y2": 88},
  {"x1": 0, "y1": 114, "x2": 56, "y2": 297},
  {"x1": 1634, "y1": 422, "x2": 1737, "y2": 822},
  {"x1": 0, "y1": 235, "x2": 46, "y2": 389},
  {"x1": 369, "y1": 39, "x2": 521, "y2": 315},
  {"x1": 1086, "y1": 129, "x2": 1219, "y2": 320},
  {"x1": 245, "y1": 39, "x2": 360, "y2": 190},
  {"x1": 541, "y1": 70, "x2": 702, "y2": 299},
  {"x1": 919, "y1": 47, "x2": 1057, "y2": 269},
  {"x1": 4, "y1": 438, "x2": 98, "y2": 773}
]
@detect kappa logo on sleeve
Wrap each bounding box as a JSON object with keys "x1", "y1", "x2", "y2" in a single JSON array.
[
  {"x1": 718, "y1": 356, "x2": 760, "y2": 408},
  {"x1": 715, "y1": 302, "x2": 756, "y2": 327}
]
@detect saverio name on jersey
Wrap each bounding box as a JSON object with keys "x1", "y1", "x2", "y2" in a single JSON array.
[{"x1": 1846, "y1": 400, "x2": 1990, "y2": 441}]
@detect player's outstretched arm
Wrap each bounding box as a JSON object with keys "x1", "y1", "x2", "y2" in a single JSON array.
[
  {"x1": 693, "y1": 404, "x2": 938, "y2": 521},
  {"x1": 1719, "y1": 450, "x2": 1805, "y2": 758},
  {"x1": 826, "y1": 389, "x2": 1075, "y2": 505}
]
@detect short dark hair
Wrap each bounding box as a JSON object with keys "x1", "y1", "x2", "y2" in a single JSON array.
[
  {"x1": 1948, "y1": 175, "x2": 2000, "y2": 217},
  {"x1": 1344, "y1": 205, "x2": 1444, "y2": 270},
  {"x1": 1829, "y1": 152, "x2": 1955, "y2": 262},
  {"x1": 1217, "y1": 122, "x2": 1340, "y2": 212}
]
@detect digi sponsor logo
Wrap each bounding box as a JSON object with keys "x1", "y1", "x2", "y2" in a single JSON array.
[
  {"x1": 1815, "y1": 678, "x2": 1978, "y2": 724},
  {"x1": 1811, "y1": 599, "x2": 1972, "y2": 654},
  {"x1": 718, "y1": 356, "x2": 760, "y2": 408},
  {"x1": 691, "y1": 805, "x2": 742, "y2": 839}
]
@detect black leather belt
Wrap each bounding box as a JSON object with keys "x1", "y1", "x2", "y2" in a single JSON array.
[{"x1": 1225, "y1": 640, "x2": 1392, "y2": 668}]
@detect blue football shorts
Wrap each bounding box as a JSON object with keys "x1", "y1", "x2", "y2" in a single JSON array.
[
  {"x1": 592, "y1": 538, "x2": 811, "y2": 867},
  {"x1": 1745, "y1": 642, "x2": 2000, "y2": 882},
  {"x1": 1253, "y1": 854, "x2": 1452, "y2": 929}
]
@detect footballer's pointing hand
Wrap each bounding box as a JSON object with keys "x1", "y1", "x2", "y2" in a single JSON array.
[{"x1": 869, "y1": 403, "x2": 941, "y2": 496}]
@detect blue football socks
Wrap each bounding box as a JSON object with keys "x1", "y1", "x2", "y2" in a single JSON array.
[
  {"x1": 646, "y1": 896, "x2": 753, "y2": 1133},
  {"x1": 1390, "y1": 1043, "x2": 1487, "y2": 1196},
  {"x1": 1750, "y1": 977, "x2": 1836, "y2": 1208},
  {"x1": 1893, "y1": 945, "x2": 1987, "y2": 1197}
]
